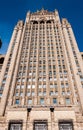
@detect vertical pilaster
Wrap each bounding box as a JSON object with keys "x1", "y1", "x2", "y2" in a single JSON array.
[
  {"x1": 24, "y1": 22, "x2": 33, "y2": 105},
  {"x1": 51, "y1": 21, "x2": 61, "y2": 104},
  {"x1": 35, "y1": 22, "x2": 40, "y2": 105},
  {"x1": 45, "y1": 21, "x2": 50, "y2": 105}
]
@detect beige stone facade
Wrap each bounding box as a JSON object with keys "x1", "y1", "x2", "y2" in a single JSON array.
[{"x1": 0, "y1": 9, "x2": 83, "y2": 130}]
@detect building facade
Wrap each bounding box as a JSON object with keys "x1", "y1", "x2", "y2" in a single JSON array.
[{"x1": 0, "y1": 9, "x2": 83, "y2": 130}]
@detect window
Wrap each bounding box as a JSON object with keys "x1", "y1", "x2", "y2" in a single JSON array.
[
  {"x1": 67, "y1": 91, "x2": 71, "y2": 95},
  {"x1": 32, "y1": 91, "x2": 35, "y2": 96},
  {"x1": 54, "y1": 77, "x2": 57, "y2": 81},
  {"x1": 33, "y1": 78, "x2": 36, "y2": 81},
  {"x1": 2, "y1": 79, "x2": 6, "y2": 83},
  {"x1": 39, "y1": 92, "x2": 42, "y2": 96},
  {"x1": 55, "y1": 91, "x2": 58, "y2": 95},
  {"x1": 16, "y1": 85, "x2": 20, "y2": 89},
  {"x1": 9, "y1": 121, "x2": 22, "y2": 130},
  {"x1": 59, "y1": 121, "x2": 73, "y2": 130},
  {"x1": 29, "y1": 78, "x2": 32, "y2": 81},
  {"x1": 50, "y1": 85, "x2": 54, "y2": 88},
  {"x1": 15, "y1": 92, "x2": 19, "y2": 97},
  {"x1": 17, "y1": 78, "x2": 21, "y2": 82},
  {"x1": 22, "y1": 78, "x2": 25, "y2": 82},
  {"x1": 53, "y1": 98, "x2": 57, "y2": 104},
  {"x1": 27, "y1": 92, "x2": 30, "y2": 96},
  {"x1": 34, "y1": 120, "x2": 47, "y2": 130},
  {"x1": 50, "y1": 91, "x2": 54, "y2": 96},
  {"x1": 66, "y1": 98, "x2": 70, "y2": 105},
  {"x1": 0, "y1": 93, "x2": 2, "y2": 97},
  {"x1": 21, "y1": 85, "x2": 24, "y2": 89},
  {"x1": 43, "y1": 85, "x2": 46, "y2": 88},
  {"x1": 62, "y1": 91, "x2": 65, "y2": 95},
  {"x1": 43, "y1": 91, "x2": 46, "y2": 96},
  {"x1": 65, "y1": 83, "x2": 69, "y2": 88},
  {"x1": 27, "y1": 85, "x2": 31, "y2": 89},
  {"x1": 49, "y1": 77, "x2": 52, "y2": 81},
  {"x1": 40, "y1": 98, "x2": 44, "y2": 105},
  {"x1": 80, "y1": 76, "x2": 83, "y2": 81},
  {"x1": 39, "y1": 85, "x2": 42, "y2": 88},
  {"x1": 61, "y1": 84, "x2": 64, "y2": 88},
  {"x1": 20, "y1": 92, "x2": 23, "y2": 97},
  {"x1": 15, "y1": 99, "x2": 20, "y2": 105},
  {"x1": 29, "y1": 72, "x2": 32, "y2": 76},
  {"x1": 28, "y1": 99, "x2": 32, "y2": 105},
  {"x1": 32, "y1": 85, "x2": 35, "y2": 88}
]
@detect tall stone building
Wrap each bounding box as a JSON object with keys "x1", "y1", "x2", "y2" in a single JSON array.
[{"x1": 0, "y1": 9, "x2": 83, "y2": 130}]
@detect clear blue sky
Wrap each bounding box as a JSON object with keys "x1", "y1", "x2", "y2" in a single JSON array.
[{"x1": 0, "y1": 0, "x2": 83, "y2": 54}]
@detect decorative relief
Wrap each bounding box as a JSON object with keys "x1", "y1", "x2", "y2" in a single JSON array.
[{"x1": 32, "y1": 8, "x2": 53, "y2": 16}]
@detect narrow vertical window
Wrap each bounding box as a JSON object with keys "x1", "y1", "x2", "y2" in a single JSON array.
[
  {"x1": 65, "y1": 98, "x2": 70, "y2": 105},
  {"x1": 40, "y1": 98, "x2": 44, "y2": 105},
  {"x1": 53, "y1": 98, "x2": 57, "y2": 104},
  {"x1": 28, "y1": 99, "x2": 32, "y2": 105},
  {"x1": 15, "y1": 99, "x2": 20, "y2": 105}
]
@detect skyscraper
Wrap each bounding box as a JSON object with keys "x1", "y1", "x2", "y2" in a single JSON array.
[{"x1": 0, "y1": 9, "x2": 83, "y2": 130}]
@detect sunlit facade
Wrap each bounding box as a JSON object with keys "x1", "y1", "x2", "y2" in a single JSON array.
[{"x1": 0, "y1": 9, "x2": 83, "y2": 130}]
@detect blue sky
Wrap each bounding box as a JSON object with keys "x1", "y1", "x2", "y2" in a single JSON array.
[{"x1": 0, "y1": 0, "x2": 83, "y2": 54}]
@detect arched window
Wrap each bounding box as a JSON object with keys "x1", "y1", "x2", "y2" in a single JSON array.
[
  {"x1": 40, "y1": 21, "x2": 44, "y2": 24},
  {"x1": 33, "y1": 21, "x2": 38, "y2": 24},
  {"x1": 46, "y1": 20, "x2": 51, "y2": 24}
]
